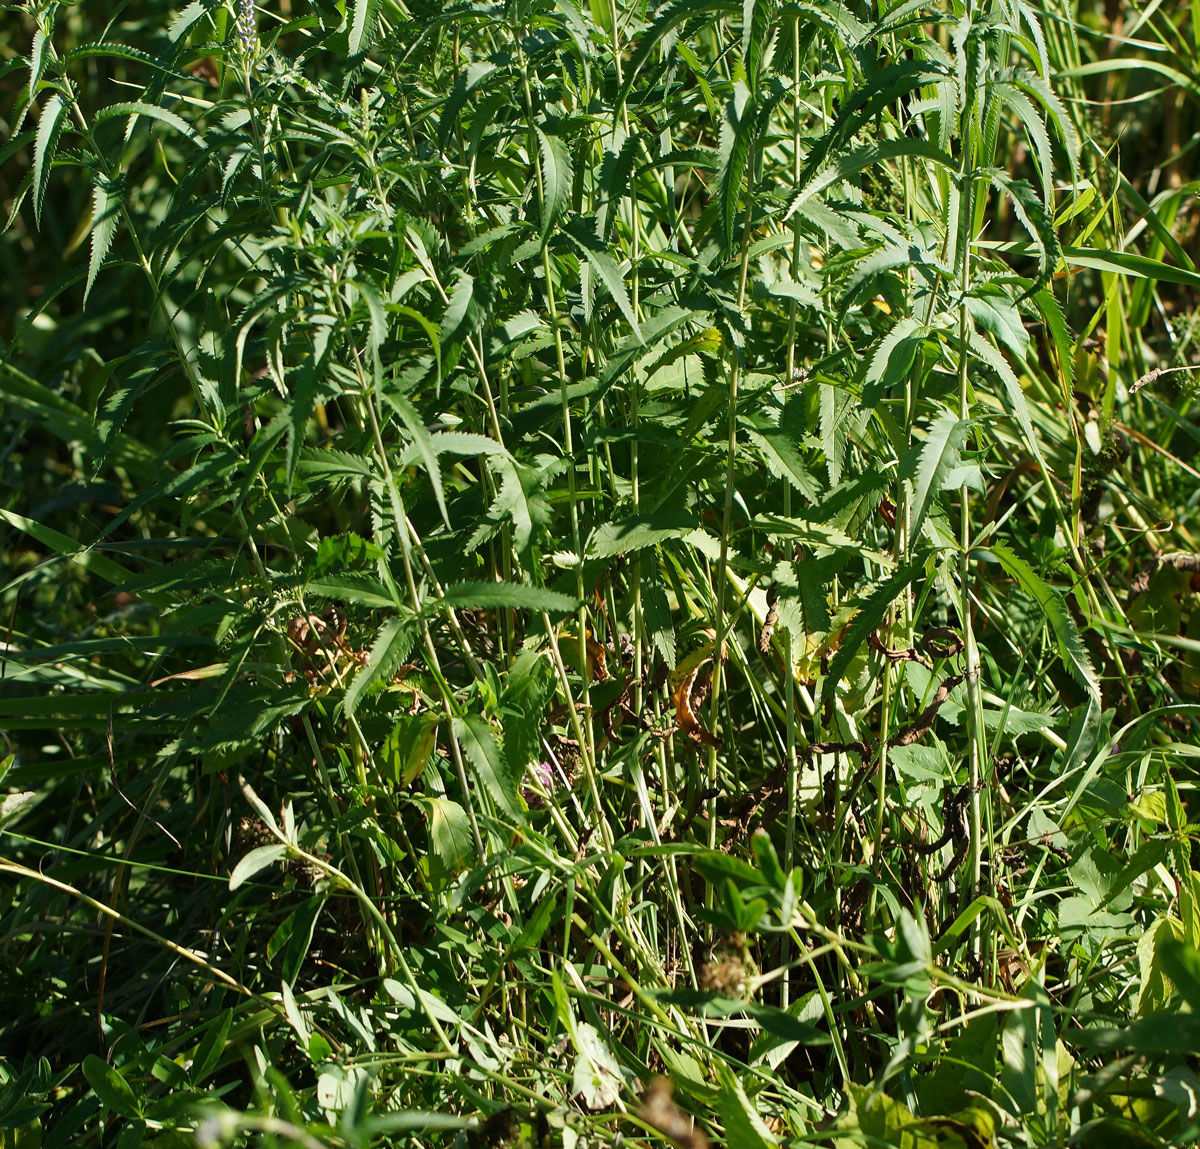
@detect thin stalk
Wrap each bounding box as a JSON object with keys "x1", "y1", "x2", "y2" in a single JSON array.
[
  {"x1": 956, "y1": 105, "x2": 989, "y2": 962},
  {"x1": 705, "y1": 196, "x2": 756, "y2": 855}
]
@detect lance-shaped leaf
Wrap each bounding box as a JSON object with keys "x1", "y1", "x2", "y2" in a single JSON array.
[
  {"x1": 440, "y1": 581, "x2": 578, "y2": 614},
  {"x1": 344, "y1": 618, "x2": 418, "y2": 719},
  {"x1": 717, "y1": 80, "x2": 754, "y2": 251},
  {"x1": 991, "y1": 543, "x2": 1099, "y2": 700},
  {"x1": 822, "y1": 560, "x2": 927, "y2": 703},
  {"x1": 84, "y1": 172, "x2": 122, "y2": 304},
  {"x1": 453, "y1": 713, "x2": 522, "y2": 821},
  {"x1": 909, "y1": 409, "x2": 969, "y2": 546},
  {"x1": 535, "y1": 127, "x2": 572, "y2": 240},
  {"x1": 33, "y1": 91, "x2": 69, "y2": 229},
  {"x1": 562, "y1": 215, "x2": 641, "y2": 339},
  {"x1": 347, "y1": 0, "x2": 380, "y2": 55}
]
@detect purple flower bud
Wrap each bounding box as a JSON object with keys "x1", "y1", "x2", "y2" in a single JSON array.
[
  {"x1": 236, "y1": 0, "x2": 257, "y2": 51},
  {"x1": 522, "y1": 760, "x2": 555, "y2": 809}
]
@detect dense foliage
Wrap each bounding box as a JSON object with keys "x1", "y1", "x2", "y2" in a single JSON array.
[{"x1": 3, "y1": 0, "x2": 1200, "y2": 1144}]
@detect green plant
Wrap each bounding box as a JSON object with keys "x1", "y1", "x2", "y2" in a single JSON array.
[{"x1": 3, "y1": 0, "x2": 1200, "y2": 1145}]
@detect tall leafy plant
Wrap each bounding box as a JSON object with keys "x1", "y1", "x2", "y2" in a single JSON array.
[{"x1": 3, "y1": 0, "x2": 1200, "y2": 1145}]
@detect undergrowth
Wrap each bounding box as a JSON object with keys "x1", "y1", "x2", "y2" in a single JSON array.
[{"x1": 2, "y1": 0, "x2": 1200, "y2": 1145}]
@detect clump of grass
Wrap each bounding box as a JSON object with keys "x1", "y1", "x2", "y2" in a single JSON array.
[{"x1": 2, "y1": 0, "x2": 1200, "y2": 1145}]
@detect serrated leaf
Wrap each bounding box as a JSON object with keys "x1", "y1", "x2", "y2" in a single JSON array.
[
  {"x1": 909, "y1": 409, "x2": 969, "y2": 546},
  {"x1": 984, "y1": 169, "x2": 1057, "y2": 299},
  {"x1": 535, "y1": 127, "x2": 572, "y2": 240},
  {"x1": 717, "y1": 81, "x2": 754, "y2": 251},
  {"x1": 33, "y1": 91, "x2": 69, "y2": 229},
  {"x1": 822, "y1": 561, "x2": 926, "y2": 703},
  {"x1": 966, "y1": 326, "x2": 1047, "y2": 473},
  {"x1": 169, "y1": 0, "x2": 217, "y2": 43},
  {"x1": 381, "y1": 389, "x2": 448, "y2": 529},
  {"x1": 588, "y1": 512, "x2": 697, "y2": 559},
  {"x1": 348, "y1": 0, "x2": 381, "y2": 55},
  {"x1": 793, "y1": 64, "x2": 948, "y2": 196},
  {"x1": 440, "y1": 581, "x2": 578, "y2": 614},
  {"x1": 306, "y1": 572, "x2": 396, "y2": 610},
  {"x1": 84, "y1": 173, "x2": 120, "y2": 304},
  {"x1": 595, "y1": 130, "x2": 640, "y2": 242},
  {"x1": 454, "y1": 713, "x2": 522, "y2": 821},
  {"x1": 861, "y1": 317, "x2": 928, "y2": 407},
  {"x1": 991, "y1": 542, "x2": 1099, "y2": 699},
  {"x1": 94, "y1": 100, "x2": 204, "y2": 147},
  {"x1": 344, "y1": 618, "x2": 418, "y2": 718},
  {"x1": 562, "y1": 215, "x2": 641, "y2": 339}
]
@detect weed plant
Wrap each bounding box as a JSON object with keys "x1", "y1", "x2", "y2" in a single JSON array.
[{"x1": 2, "y1": 0, "x2": 1200, "y2": 1145}]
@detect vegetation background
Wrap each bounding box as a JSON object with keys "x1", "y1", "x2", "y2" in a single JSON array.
[{"x1": 3, "y1": 0, "x2": 1200, "y2": 1144}]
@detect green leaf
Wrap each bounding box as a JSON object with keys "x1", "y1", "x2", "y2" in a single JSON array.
[
  {"x1": 861, "y1": 317, "x2": 928, "y2": 407},
  {"x1": 794, "y1": 63, "x2": 948, "y2": 195},
  {"x1": 717, "y1": 81, "x2": 754, "y2": 251},
  {"x1": 381, "y1": 390, "x2": 449, "y2": 529},
  {"x1": 381, "y1": 712, "x2": 440, "y2": 787},
  {"x1": 965, "y1": 326, "x2": 1047, "y2": 474},
  {"x1": 0, "y1": 507, "x2": 135, "y2": 587},
  {"x1": 1060, "y1": 243, "x2": 1200, "y2": 294},
  {"x1": 535, "y1": 127, "x2": 572, "y2": 240},
  {"x1": 562, "y1": 216, "x2": 641, "y2": 339},
  {"x1": 84, "y1": 173, "x2": 122, "y2": 305},
  {"x1": 440, "y1": 581, "x2": 578, "y2": 614},
  {"x1": 229, "y1": 844, "x2": 287, "y2": 890},
  {"x1": 347, "y1": 0, "x2": 381, "y2": 55},
  {"x1": 168, "y1": 0, "x2": 218, "y2": 43},
  {"x1": 984, "y1": 169, "x2": 1058, "y2": 298},
  {"x1": 1074, "y1": 1011, "x2": 1200, "y2": 1054},
  {"x1": 94, "y1": 100, "x2": 204, "y2": 146},
  {"x1": 1159, "y1": 938, "x2": 1200, "y2": 1013},
  {"x1": 33, "y1": 91, "x2": 69, "y2": 229},
  {"x1": 306, "y1": 573, "x2": 397, "y2": 610},
  {"x1": 344, "y1": 619, "x2": 418, "y2": 719},
  {"x1": 595, "y1": 130, "x2": 641, "y2": 242},
  {"x1": 588, "y1": 512, "x2": 697, "y2": 560},
  {"x1": 596, "y1": 304, "x2": 696, "y2": 399},
  {"x1": 822, "y1": 561, "x2": 926, "y2": 703},
  {"x1": 500, "y1": 650, "x2": 557, "y2": 774},
  {"x1": 81, "y1": 1055, "x2": 142, "y2": 1121},
  {"x1": 454, "y1": 713, "x2": 522, "y2": 821},
  {"x1": 909, "y1": 409, "x2": 970, "y2": 546},
  {"x1": 427, "y1": 797, "x2": 475, "y2": 878},
  {"x1": 719, "y1": 1077, "x2": 777, "y2": 1148},
  {"x1": 191, "y1": 1008, "x2": 234, "y2": 1085},
  {"x1": 991, "y1": 543, "x2": 1099, "y2": 699}
]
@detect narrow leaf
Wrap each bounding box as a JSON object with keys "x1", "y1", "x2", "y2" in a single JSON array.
[
  {"x1": 908, "y1": 409, "x2": 969, "y2": 546},
  {"x1": 85, "y1": 173, "x2": 122, "y2": 304},
  {"x1": 348, "y1": 0, "x2": 381, "y2": 55},
  {"x1": 33, "y1": 91, "x2": 69, "y2": 229},
  {"x1": 453, "y1": 713, "x2": 522, "y2": 821},
  {"x1": 535, "y1": 127, "x2": 572, "y2": 240},
  {"x1": 991, "y1": 543, "x2": 1099, "y2": 699},
  {"x1": 562, "y1": 216, "x2": 641, "y2": 339},
  {"x1": 344, "y1": 619, "x2": 418, "y2": 718},
  {"x1": 441, "y1": 581, "x2": 578, "y2": 614}
]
